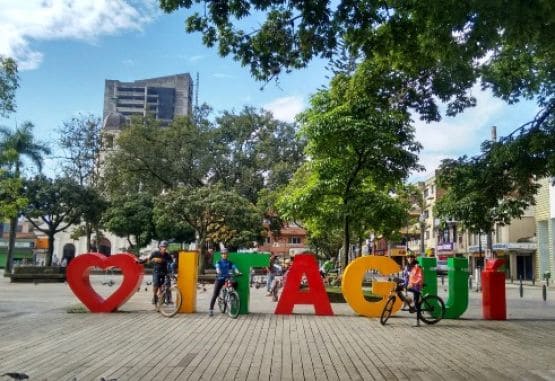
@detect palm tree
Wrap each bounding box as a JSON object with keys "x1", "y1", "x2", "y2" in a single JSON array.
[{"x1": 0, "y1": 122, "x2": 50, "y2": 273}]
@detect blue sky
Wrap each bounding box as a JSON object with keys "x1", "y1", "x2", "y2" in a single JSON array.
[{"x1": 0, "y1": 0, "x2": 539, "y2": 181}]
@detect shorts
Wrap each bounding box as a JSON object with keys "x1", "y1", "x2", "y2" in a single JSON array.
[{"x1": 153, "y1": 272, "x2": 167, "y2": 287}]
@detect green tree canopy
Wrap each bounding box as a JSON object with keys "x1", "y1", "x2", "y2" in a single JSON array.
[
  {"x1": 209, "y1": 106, "x2": 305, "y2": 203},
  {"x1": 0, "y1": 122, "x2": 50, "y2": 271},
  {"x1": 277, "y1": 71, "x2": 420, "y2": 269},
  {"x1": 58, "y1": 113, "x2": 103, "y2": 187},
  {"x1": 0, "y1": 56, "x2": 18, "y2": 117},
  {"x1": 101, "y1": 116, "x2": 210, "y2": 196},
  {"x1": 23, "y1": 176, "x2": 86, "y2": 266},
  {"x1": 154, "y1": 185, "x2": 263, "y2": 273},
  {"x1": 102, "y1": 192, "x2": 156, "y2": 255},
  {"x1": 159, "y1": 0, "x2": 553, "y2": 114}
]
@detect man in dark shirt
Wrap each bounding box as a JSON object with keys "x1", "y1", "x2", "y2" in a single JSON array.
[{"x1": 149, "y1": 240, "x2": 173, "y2": 305}]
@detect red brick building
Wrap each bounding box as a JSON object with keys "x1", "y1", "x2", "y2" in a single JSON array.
[{"x1": 258, "y1": 222, "x2": 308, "y2": 258}]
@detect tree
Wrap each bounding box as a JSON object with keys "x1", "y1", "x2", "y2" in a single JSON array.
[
  {"x1": 209, "y1": 106, "x2": 305, "y2": 203},
  {"x1": 154, "y1": 185, "x2": 263, "y2": 273},
  {"x1": 435, "y1": 153, "x2": 537, "y2": 253},
  {"x1": 23, "y1": 176, "x2": 86, "y2": 266},
  {"x1": 0, "y1": 170, "x2": 26, "y2": 223},
  {"x1": 102, "y1": 193, "x2": 156, "y2": 255},
  {"x1": 0, "y1": 122, "x2": 50, "y2": 272},
  {"x1": 0, "y1": 56, "x2": 18, "y2": 117},
  {"x1": 58, "y1": 114, "x2": 103, "y2": 187},
  {"x1": 160, "y1": 1, "x2": 552, "y2": 106},
  {"x1": 101, "y1": 116, "x2": 211, "y2": 197},
  {"x1": 277, "y1": 71, "x2": 420, "y2": 270},
  {"x1": 58, "y1": 114, "x2": 107, "y2": 251},
  {"x1": 161, "y1": 0, "x2": 555, "y2": 180}
]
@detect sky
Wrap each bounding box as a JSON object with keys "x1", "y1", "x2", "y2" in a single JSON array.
[{"x1": 0, "y1": 0, "x2": 539, "y2": 182}]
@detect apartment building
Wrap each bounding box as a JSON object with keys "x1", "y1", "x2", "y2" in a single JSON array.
[
  {"x1": 406, "y1": 175, "x2": 537, "y2": 280},
  {"x1": 258, "y1": 222, "x2": 308, "y2": 258}
]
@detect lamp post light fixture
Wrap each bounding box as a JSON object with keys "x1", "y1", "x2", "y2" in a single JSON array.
[{"x1": 419, "y1": 213, "x2": 426, "y2": 256}]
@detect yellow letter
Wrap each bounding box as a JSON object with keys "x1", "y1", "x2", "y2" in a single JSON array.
[
  {"x1": 341, "y1": 256, "x2": 402, "y2": 317},
  {"x1": 177, "y1": 251, "x2": 199, "y2": 313}
]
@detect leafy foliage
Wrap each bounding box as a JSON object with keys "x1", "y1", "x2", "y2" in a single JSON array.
[
  {"x1": 101, "y1": 116, "x2": 210, "y2": 196},
  {"x1": 209, "y1": 106, "x2": 305, "y2": 203},
  {"x1": 23, "y1": 176, "x2": 86, "y2": 265},
  {"x1": 0, "y1": 122, "x2": 50, "y2": 272},
  {"x1": 277, "y1": 72, "x2": 420, "y2": 268},
  {"x1": 159, "y1": 0, "x2": 554, "y2": 117},
  {"x1": 154, "y1": 185, "x2": 263, "y2": 272},
  {"x1": 435, "y1": 105, "x2": 554, "y2": 243},
  {"x1": 0, "y1": 56, "x2": 18, "y2": 117},
  {"x1": 102, "y1": 193, "x2": 156, "y2": 254},
  {"x1": 58, "y1": 114, "x2": 103, "y2": 187},
  {"x1": 0, "y1": 170, "x2": 26, "y2": 221}
]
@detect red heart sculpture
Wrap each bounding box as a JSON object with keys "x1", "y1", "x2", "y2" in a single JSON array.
[{"x1": 66, "y1": 252, "x2": 144, "y2": 312}]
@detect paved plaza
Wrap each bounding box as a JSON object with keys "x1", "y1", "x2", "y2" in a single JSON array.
[{"x1": 1, "y1": 271, "x2": 555, "y2": 381}]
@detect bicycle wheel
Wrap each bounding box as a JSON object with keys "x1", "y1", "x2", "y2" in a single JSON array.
[
  {"x1": 227, "y1": 291, "x2": 240, "y2": 319},
  {"x1": 380, "y1": 296, "x2": 396, "y2": 326},
  {"x1": 218, "y1": 291, "x2": 227, "y2": 314},
  {"x1": 157, "y1": 285, "x2": 182, "y2": 318},
  {"x1": 418, "y1": 295, "x2": 445, "y2": 325}
]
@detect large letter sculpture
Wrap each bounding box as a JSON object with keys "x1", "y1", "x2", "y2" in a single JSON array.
[
  {"x1": 178, "y1": 251, "x2": 199, "y2": 313},
  {"x1": 275, "y1": 253, "x2": 333, "y2": 315},
  {"x1": 444, "y1": 257, "x2": 469, "y2": 318},
  {"x1": 213, "y1": 252, "x2": 270, "y2": 314},
  {"x1": 342, "y1": 256, "x2": 401, "y2": 317},
  {"x1": 482, "y1": 259, "x2": 506, "y2": 320},
  {"x1": 66, "y1": 252, "x2": 143, "y2": 312}
]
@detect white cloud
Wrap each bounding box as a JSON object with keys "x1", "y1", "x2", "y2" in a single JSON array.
[
  {"x1": 189, "y1": 55, "x2": 205, "y2": 62},
  {"x1": 0, "y1": 0, "x2": 157, "y2": 70},
  {"x1": 263, "y1": 96, "x2": 305, "y2": 123}
]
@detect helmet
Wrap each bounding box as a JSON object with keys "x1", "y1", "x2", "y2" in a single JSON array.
[{"x1": 159, "y1": 240, "x2": 169, "y2": 248}]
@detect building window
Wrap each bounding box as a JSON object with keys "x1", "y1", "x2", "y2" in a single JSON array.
[
  {"x1": 288, "y1": 237, "x2": 301, "y2": 244},
  {"x1": 425, "y1": 231, "x2": 430, "y2": 240}
]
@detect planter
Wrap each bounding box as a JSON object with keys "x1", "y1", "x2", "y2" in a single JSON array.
[
  {"x1": 326, "y1": 286, "x2": 381, "y2": 303},
  {"x1": 9, "y1": 266, "x2": 66, "y2": 283}
]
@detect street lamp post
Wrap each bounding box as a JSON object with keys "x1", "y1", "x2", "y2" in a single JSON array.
[{"x1": 419, "y1": 213, "x2": 426, "y2": 256}]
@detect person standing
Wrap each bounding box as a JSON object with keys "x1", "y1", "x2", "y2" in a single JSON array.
[
  {"x1": 403, "y1": 253, "x2": 423, "y2": 326},
  {"x1": 209, "y1": 248, "x2": 240, "y2": 316}
]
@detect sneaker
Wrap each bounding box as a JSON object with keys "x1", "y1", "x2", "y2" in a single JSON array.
[{"x1": 208, "y1": 310, "x2": 214, "y2": 317}]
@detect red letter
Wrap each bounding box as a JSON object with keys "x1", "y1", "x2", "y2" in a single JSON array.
[{"x1": 275, "y1": 253, "x2": 333, "y2": 315}]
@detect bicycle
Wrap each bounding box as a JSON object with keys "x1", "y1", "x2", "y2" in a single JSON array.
[
  {"x1": 380, "y1": 278, "x2": 445, "y2": 326},
  {"x1": 217, "y1": 274, "x2": 241, "y2": 318},
  {"x1": 155, "y1": 273, "x2": 182, "y2": 318}
]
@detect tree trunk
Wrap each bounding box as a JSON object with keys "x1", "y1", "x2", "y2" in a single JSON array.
[
  {"x1": 486, "y1": 230, "x2": 493, "y2": 254},
  {"x1": 342, "y1": 215, "x2": 350, "y2": 272},
  {"x1": 47, "y1": 234, "x2": 55, "y2": 267},
  {"x1": 5, "y1": 216, "x2": 17, "y2": 273},
  {"x1": 198, "y1": 237, "x2": 206, "y2": 274},
  {"x1": 85, "y1": 223, "x2": 92, "y2": 252}
]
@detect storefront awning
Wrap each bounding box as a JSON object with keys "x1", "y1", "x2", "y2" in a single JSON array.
[{"x1": 468, "y1": 242, "x2": 536, "y2": 253}]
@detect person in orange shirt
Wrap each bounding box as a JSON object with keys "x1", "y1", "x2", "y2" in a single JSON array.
[{"x1": 403, "y1": 253, "x2": 423, "y2": 326}]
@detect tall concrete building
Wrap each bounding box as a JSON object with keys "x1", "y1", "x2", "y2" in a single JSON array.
[{"x1": 102, "y1": 73, "x2": 193, "y2": 130}]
